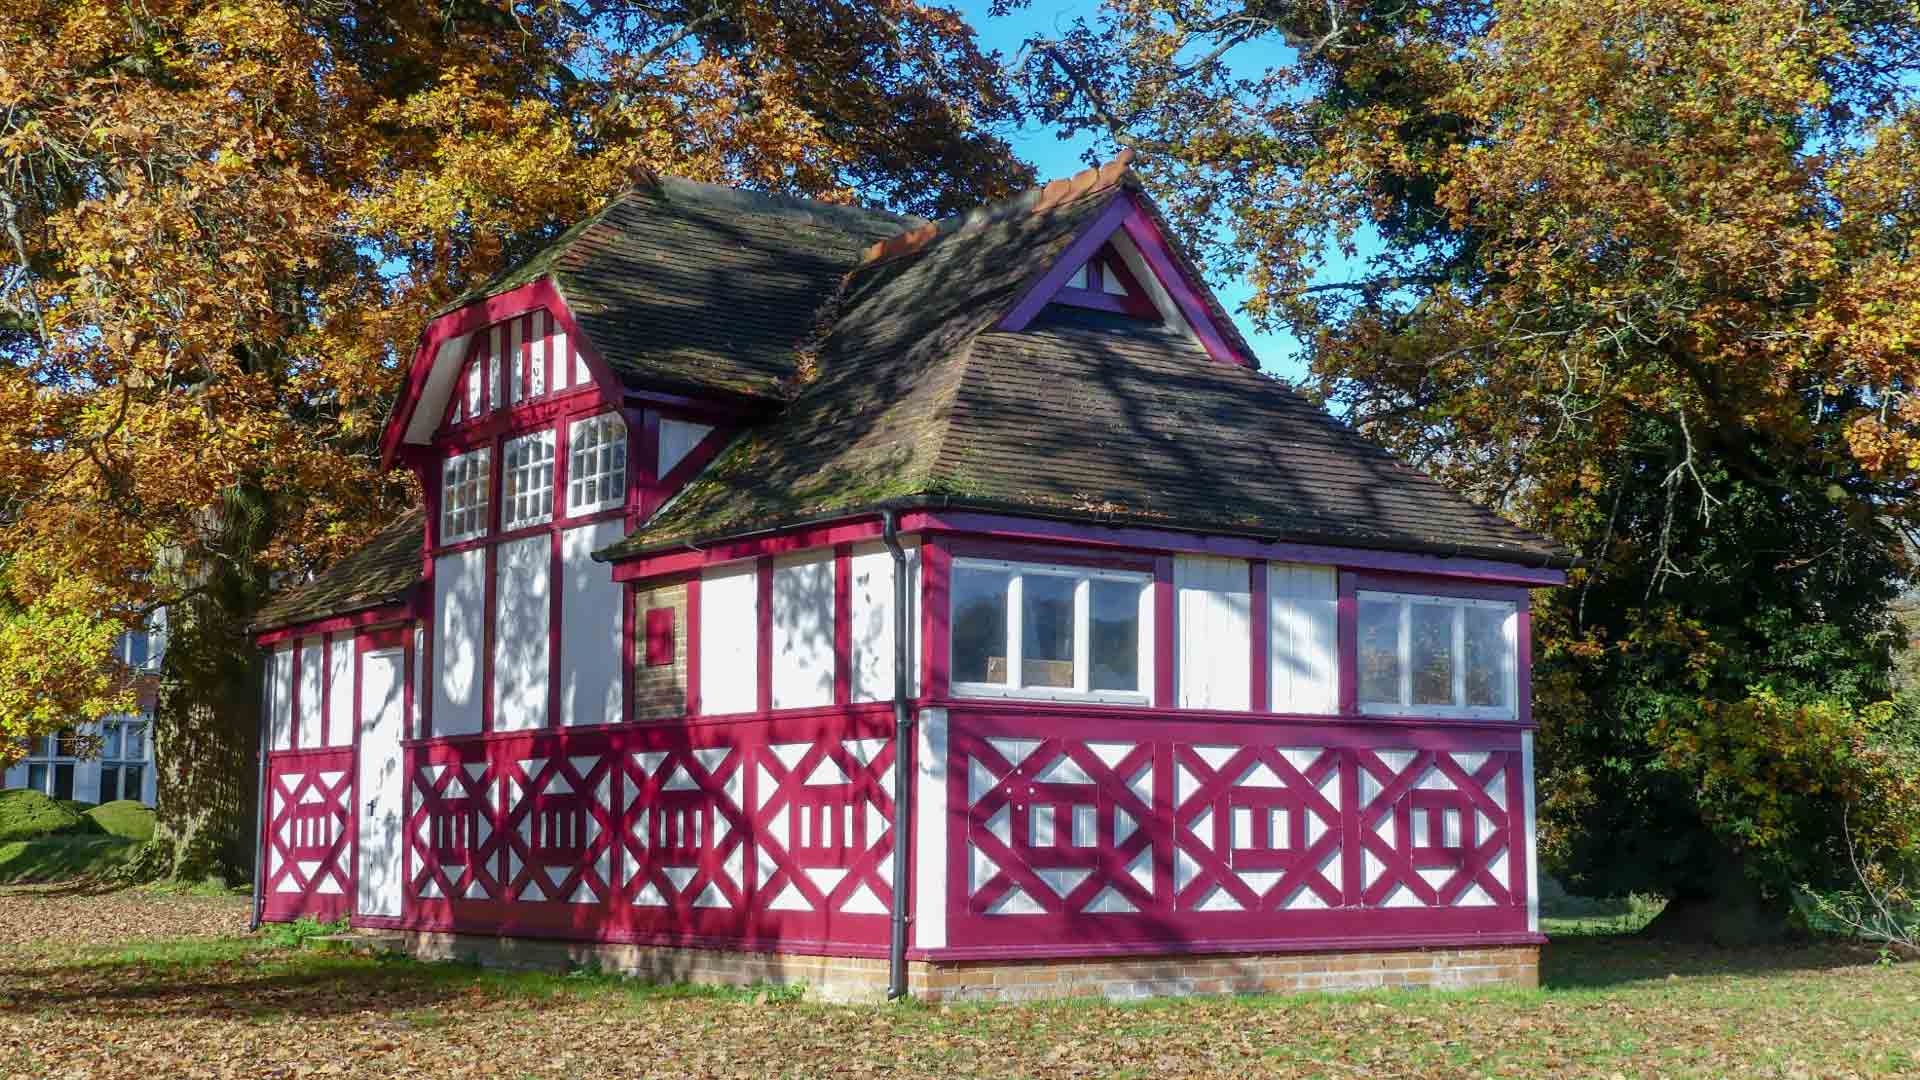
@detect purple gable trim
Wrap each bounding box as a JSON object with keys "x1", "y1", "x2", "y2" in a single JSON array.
[
  {"x1": 995, "y1": 196, "x2": 1133, "y2": 333},
  {"x1": 997, "y1": 192, "x2": 1254, "y2": 369}
]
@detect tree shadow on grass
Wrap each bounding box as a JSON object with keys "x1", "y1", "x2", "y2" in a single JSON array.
[
  {"x1": 1543, "y1": 933, "x2": 1886, "y2": 990},
  {"x1": 0, "y1": 952, "x2": 508, "y2": 1023}
]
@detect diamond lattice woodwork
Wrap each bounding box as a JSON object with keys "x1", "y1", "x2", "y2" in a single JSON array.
[
  {"x1": 260, "y1": 749, "x2": 355, "y2": 922},
  {"x1": 945, "y1": 709, "x2": 1530, "y2": 952}
]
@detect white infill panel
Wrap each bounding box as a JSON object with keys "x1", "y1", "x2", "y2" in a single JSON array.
[
  {"x1": 296, "y1": 638, "x2": 323, "y2": 748},
  {"x1": 433, "y1": 547, "x2": 487, "y2": 736},
  {"x1": 326, "y1": 636, "x2": 355, "y2": 746},
  {"x1": 357, "y1": 648, "x2": 406, "y2": 918},
  {"x1": 658, "y1": 418, "x2": 714, "y2": 477},
  {"x1": 914, "y1": 707, "x2": 949, "y2": 949},
  {"x1": 269, "y1": 646, "x2": 294, "y2": 751},
  {"x1": 771, "y1": 552, "x2": 834, "y2": 710},
  {"x1": 493, "y1": 534, "x2": 551, "y2": 731},
  {"x1": 699, "y1": 563, "x2": 759, "y2": 715},
  {"x1": 1174, "y1": 555, "x2": 1251, "y2": 710},
  {"x1": 850, "y1": 541, "x2": 920, "y2": 703},
  {"x1": 560, "y1": 520, "x2": 625, "y2": 727},
  {"x1": 1269, "y1": 563, "x2": 1338, "y2": 714}
]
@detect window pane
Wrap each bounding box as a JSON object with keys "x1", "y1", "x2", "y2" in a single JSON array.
[
  {"x1": 501, "y1": 431, "x2": 555, "y2": 529},
  {"x1": 1357, "y1": 598, "x2": 1402, "y2": 704},
  {"x1": 125, "y1": 722, "x2": 147, "y2": 761},
  {"x1": 122, "y1": 766, "x2": 144, "y2": 801},
  {"x1": 1089, "y1": 580, "x2": 1141, "y2": 692},
  {"x1": 568, "y1": 414, "x2": 628, "y2": 512},
  {"x1": 1021, "y1": 575, "x2": 1077, "y2": 689},
  {"x1": 52, "y1": 763, "x2": 74, "y2": 801},
  {"x1": 1410, "y1": 603, "x2": 1456, "y2": 706},
  {"x1": 99, "y1": 767, "x2": 120, "y2": 804},
  {"x1": 1465, "y1": 607, "x2": 1511, "y2": 709},
  {"x1": 27, "y1": 763, "x2": 47, "y2": 794},
  {"x1": 441, "y1": 448, "x2": 491, "y2": 541},
  {"x1": 952, "y1": 568, "x2": 1009, "y2": 684},
  {"x1": 102, "y1": 724, "x2": 121, "y2": 759}
]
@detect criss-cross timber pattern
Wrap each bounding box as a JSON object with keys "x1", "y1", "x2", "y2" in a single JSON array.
[
  {"x1": 751, "y1": 737, "x2": 894, "y2": 918},
  {"x1": 1356, "y1": 748, "x2": 1515, "y2": 908},
  {"x1": 964, "y1": 737, "x2": 1155, "y2": 917},
  {"x1": 617, "y1": 745, "x2": 749, "y2": 912},
  {"x1": 502, "y1": 753, "x2": 618, "y2": 904},
  {"x1": 262, "y1": 751, "x2": 353, "y2": 911},
  {"x1": 409, "y1": 756, "x2": 502, "y2": 901},
  {"x1": 954, "y1": 728, "x2": 1526, "y2": 929},
  {"x1": 1173, "y1": 744, "x2": 1344, "y2": 913}
]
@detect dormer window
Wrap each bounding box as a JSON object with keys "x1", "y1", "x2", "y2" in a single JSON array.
[{"x1": 1052, "y1": 245, "x2": 1157, "y2": 319}]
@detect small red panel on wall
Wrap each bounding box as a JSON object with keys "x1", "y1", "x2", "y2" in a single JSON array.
[{"x1": 644, "y1": 607, "x2": 675, "y2": 668}]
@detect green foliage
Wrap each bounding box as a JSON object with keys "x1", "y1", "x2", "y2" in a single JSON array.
[
  {"x1": 257, "y1": 916, "x2": 350, "y2": 950},
  {"x1": 84, "y1": 800, "x2": 156, "y2": 842},
  {"x1": 0, "y1": 834, "x2": 136, "y2": 882},
  {"x1": 0, "y1": 787, "x2": 99, "y2": 842}
]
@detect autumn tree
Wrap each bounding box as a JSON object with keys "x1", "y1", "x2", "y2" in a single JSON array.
[
  {"x1": 1014, "y1": 0, "x2": 1920, "y2": 938},
  {"x1": 0, "y1": 0, "x2": 1030, "y2": 876}
]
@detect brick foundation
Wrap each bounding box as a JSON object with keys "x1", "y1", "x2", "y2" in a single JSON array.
[{"x1": 398, "y1": 932, "x2": 1539, "y2": 1004}]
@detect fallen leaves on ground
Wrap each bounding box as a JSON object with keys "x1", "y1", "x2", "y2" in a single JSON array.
[{"x1": 1, "y1": 887, "x2": 1917, "y2": 1078}]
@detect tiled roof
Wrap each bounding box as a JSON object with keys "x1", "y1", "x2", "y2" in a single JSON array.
[
  {"x1": 251, "y1": 511, "x2": 425, "y2": 633},
  {"x1": 441, "y1": 178, "x2": 916, "y2": 401},
  {"x1": 607, "y1": 174, "x2": 1568, "y2": 567}
]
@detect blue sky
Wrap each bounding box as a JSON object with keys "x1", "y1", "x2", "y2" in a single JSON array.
[{"x1": 952, "y1": 0, "x2": 1313, "y2": 383}]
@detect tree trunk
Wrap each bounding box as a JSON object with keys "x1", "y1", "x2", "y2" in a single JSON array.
[
  {"x1": 152, "y1": 647, "x2": 260, "y2": 882},
  {"x1": 1638, "y1": 857, "x2": 1794, "y2": 945}
]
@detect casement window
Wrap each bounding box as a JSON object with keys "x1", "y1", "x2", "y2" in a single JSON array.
[
  {"x1": 501, "y1": 429, "x2": 557, "y2": 530},
  {"x1": 1356, "y1": 591, "x2": 1518, "y2": 719},
  {"x1": 950, "y1": 558, "x2": 1153, "y2": 704},
  {"x1": 567, "y1": 413, "x2": 627, "y2": 514},
  {"x1": 98, "y1": 715, "x2": 150, "y2": 803},
  {"x1": 440, "y1": 447, "x2": 492, "y2": 543}
]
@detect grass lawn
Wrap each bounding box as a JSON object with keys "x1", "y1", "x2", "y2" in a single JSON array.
[{"x1": 2, "y1": 886, "x2": 1917, "y2": 1078}]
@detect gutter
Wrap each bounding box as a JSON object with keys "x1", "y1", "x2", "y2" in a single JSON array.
[
  {"x1": 599, "y1": 494, "x2": 1580, "y2": 572},
  {"x1": 881, "y1": 509, "x2": 913, "y2": 1001}
]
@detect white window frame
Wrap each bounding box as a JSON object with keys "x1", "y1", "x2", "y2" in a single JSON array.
[
  {"x1": 501, "y1": 429, "x2": 556, "y2": 530},
  {"x1": 440, "y1": 447, "x2": 492, "y2": 544},
  {"x1": 949, "y1": 557, "x2": 1154, "y2": 706},
  {"x1": 1356, "y1": 590, "x2": 1518, "y2": 720},
  {"x1": 567, "y1": 412, "x2": 628, "y2": 515}
]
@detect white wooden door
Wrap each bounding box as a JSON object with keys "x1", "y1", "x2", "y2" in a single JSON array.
[{"x1": 356, "y1": 649, "x2": 405, "y2": 918}]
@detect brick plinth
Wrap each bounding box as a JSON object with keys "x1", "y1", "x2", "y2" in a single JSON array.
[{"x1": 398, "y1": 933, "x2": 1539, "y2": 1004}]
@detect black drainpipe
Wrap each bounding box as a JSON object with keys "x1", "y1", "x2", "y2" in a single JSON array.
[
  {"x1": 881, "y1": 510, "x2": 913, "y2": 1000},
  {"x1": 249, "y1": 654, "x2": 269, "y2": 932}
]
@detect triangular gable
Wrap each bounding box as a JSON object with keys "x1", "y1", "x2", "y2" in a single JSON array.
[
  {"x1": 380, "y1": 278, "x2": 622, "y2": 466},
  {"x1": 996, "y1": 190, "x2": 1254, "y2": 368},
  {"x1": 440, "y1": 307, "x2": 593, "y2": 430},
  {"x1": 1050, "y1": 243, "x2": 1159, "y2": 320}
]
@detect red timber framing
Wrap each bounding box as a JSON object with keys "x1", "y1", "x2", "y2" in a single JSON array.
[
  {"x1": 391, "y1": 280, "x2": 736, "y2": 741},
  {"x1": 257, "y1": 620, "x2": 415, "y2": 924}
]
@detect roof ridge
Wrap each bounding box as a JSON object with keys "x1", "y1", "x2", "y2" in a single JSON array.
[{"x1": 857, "y1": 150, "x2": 1140, "y2": 268}]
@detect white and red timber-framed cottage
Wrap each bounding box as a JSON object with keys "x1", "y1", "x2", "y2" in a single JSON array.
[{"x1": 248, "y1": 155, "x2": 1570, "y2": 1003}]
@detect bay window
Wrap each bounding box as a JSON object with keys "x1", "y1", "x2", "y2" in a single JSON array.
[
  {"x1": 501, "y1": 429, "x2": 556, "y2": 529},
  {"x1": 441, "y1": 447, "x2": 491, "y2": 543},
  {"x1": 1357, "y1": 591, "x2": 1517, "y2": 719},
  {"x1": 950, "y1": 558, "x2": 1152, "y2": 703},
  {"x1": 567, "y1": 413, "x2": 627, "y2": 514}
]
